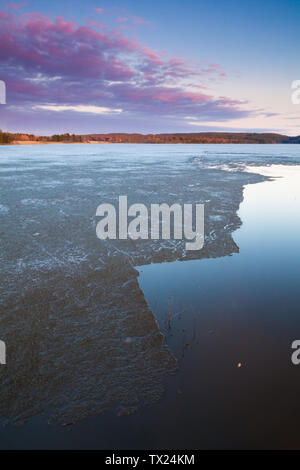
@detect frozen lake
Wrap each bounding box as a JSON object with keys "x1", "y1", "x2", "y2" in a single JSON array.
[{"x1": 1, "y1": 144, "x2": 300, "y2": 449}]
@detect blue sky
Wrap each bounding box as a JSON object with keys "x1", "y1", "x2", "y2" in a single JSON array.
[{"x1": 0, "y1": 0, "x2": 299, "y2": 134}]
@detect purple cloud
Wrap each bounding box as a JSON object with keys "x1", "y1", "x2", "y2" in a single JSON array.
[{"x1": 0, "y1": 9, "x2": 251, "y2": 130}]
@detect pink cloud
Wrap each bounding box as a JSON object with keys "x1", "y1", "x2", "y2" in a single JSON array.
[
  {"x1": 133, "y1": 16, "x2": 152, "y2": 26},
  {"x1": 96, "y1": 7, "x2": 103, "y2": 14},
  {"x1": 8, "y1": 2, "x2": 27, "y2": 10},
  {"x1": 87, "y1": 20, "x2": 105, "y2": 29},
  {"x1": 114, "y1": 12, "x2": 153, "y2": 30},
  {"x1": 0, "y1": 9, "x2": 249, "y2": 122},
  {"x1": 116, "y1": 16, "x2": 128, "y2": 23}
]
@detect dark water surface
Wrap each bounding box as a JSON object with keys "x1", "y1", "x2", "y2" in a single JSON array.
[
  {"x1": 138, "y1": 165, "x2": 300, "y2": 449},
  {"x1": 1, "y1": 145, "x2": 300, "y2": 449}
]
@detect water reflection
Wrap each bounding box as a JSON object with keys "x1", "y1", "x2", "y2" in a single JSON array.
[
  {"x1": 136, "y1": 166, "x2": 300, "y2": 448},
  {"x1": 1, "y1": 146, "x2": 300, "y2": 449}
]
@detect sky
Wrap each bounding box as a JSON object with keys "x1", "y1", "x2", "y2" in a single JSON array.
[{"x1": 0, "y1": 0, "x2": 299, "y2": 135}]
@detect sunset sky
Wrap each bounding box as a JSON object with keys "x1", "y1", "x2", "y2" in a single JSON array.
[{"x1": 0, "y1": 0, "x2": 299, "y2": 135}]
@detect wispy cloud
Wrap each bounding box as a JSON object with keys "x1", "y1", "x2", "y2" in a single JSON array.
[
  {"x1": 8, "y1": 2, "x2": 27, "y2": 10},
  {"x1": 116, "y1": 16, "x2": 128, "y2": 23},
  {"x1": 33, "y1": 104, "x2": 123, "y2": 114},
  {"x1": 133, "y1": 16, "x2": 152, "y2": 26}
]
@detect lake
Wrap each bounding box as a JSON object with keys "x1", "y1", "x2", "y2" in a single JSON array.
[{"x1": 0, "y1": 144, "x2": 300, "y2": 449}]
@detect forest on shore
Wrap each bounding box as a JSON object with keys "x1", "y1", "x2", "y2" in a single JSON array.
[{"x1": 1, "y1": 131, "x2": 300, "y2": 145}]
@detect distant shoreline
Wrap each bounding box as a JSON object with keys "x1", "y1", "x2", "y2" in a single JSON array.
[
  {"x1": 9, "y1": 141, "x2": 111, "y2": 145},
  {"x1": 5, "y1": 141, "x2": 300, "y2": 146},
  {"x1": 1, "y1": 132, "x2": 300, "y2": 145}
]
